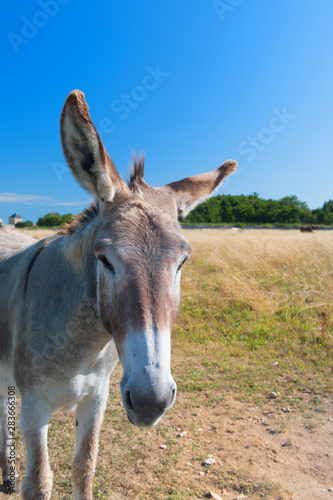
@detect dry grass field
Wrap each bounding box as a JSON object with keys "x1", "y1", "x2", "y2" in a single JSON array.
[
  {"x1": 2, "y1": 229, "x2": 333, "y2": 499},
  {"x1": 14, "y1": 227, "x2": 59, "y2": 240}
]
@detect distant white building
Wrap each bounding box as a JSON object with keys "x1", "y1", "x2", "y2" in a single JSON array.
[
  {"x1": 9, "y1": 213, "x2": 23, "y2": 225},
  {"x1": 0, "y1": 218, "x2": 3, "y2": 228}
]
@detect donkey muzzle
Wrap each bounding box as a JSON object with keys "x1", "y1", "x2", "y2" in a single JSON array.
[
  {"x1": 122, "y1": 380, "x2": 177, "y2": 427},
  {"x1": 119, "y1": 329, "x2": 176, "y2": 426}
]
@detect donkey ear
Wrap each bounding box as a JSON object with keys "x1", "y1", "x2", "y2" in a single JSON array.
[
  {"x1": 165, "y1": 160, "x2": 238, "y2": 218},
  {"x1": 60, "y1": 90, "x2": 124, "y2": 202}
]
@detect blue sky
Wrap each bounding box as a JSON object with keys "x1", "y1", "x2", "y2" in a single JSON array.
[{"x1": 1, "y1": 0, "x2": 333, "y2": 222}]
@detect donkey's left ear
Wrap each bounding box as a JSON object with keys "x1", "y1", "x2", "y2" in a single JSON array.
[
  {"x1": 60, "y1": 90, "x2": 125, "y2": 202},
  {"x1": 165, "y1": 160, "x2": 237, "y2": 218}
]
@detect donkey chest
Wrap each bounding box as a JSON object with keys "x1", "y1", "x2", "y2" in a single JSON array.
[
  {"x1": 42, "y1": 361, "x2": 115, "y2": 412},
  {"x1": 27, "y1": 341, "x2": 119, "y2": 411},
  {"x1": 61, "y1": 371, "x2": 109, "y2": 410}
]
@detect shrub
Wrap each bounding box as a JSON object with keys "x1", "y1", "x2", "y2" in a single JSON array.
[
  {"x1": 15, "y1": 220, "x2": 33, "y2": 228},
  {"x1": 36, "y1": 213, "x2": 74, "y2": 227}
]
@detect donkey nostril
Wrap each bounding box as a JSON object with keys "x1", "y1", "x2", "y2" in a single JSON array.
[{"x1": 125, "y1": 391, "x2": 135, "y2": 412}]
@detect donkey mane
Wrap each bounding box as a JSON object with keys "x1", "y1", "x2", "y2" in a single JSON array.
[
  {"x1": 128, "y1": 154, "x2": 145, "y2": 186},
  {"x1": 63, "y1": 201, "x2": 100, "y2": 235}
]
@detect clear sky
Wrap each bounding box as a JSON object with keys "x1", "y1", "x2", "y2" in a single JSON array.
[{"x1": 1, "y1": 0, "x2": 332, "y2": 222}]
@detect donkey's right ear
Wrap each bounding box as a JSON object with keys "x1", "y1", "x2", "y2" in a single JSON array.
[{"x1": 60, "y1": 90, "x2": 125, "y2": 202}]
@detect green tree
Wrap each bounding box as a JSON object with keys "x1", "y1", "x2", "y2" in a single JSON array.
[
  {"x1": 279, "y1": 195, "x2": 309, "y2": 211},
  {"x1": 37, "y1": 212, "x2": 74, "y2": 227},
  {"x1": 183, "y1": 193, "x2": 333, "y2": 226},
  {"x1": 15, "y1": 220, "x2": 33, "y2": 228},
  {"x1": 60, "y1": 213, "x2": 74, "y2": 225},
  {"x1": 323, "y1": 200, "x2": 333, "y2": 213}
]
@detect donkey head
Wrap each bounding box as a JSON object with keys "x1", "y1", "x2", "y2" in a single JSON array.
[{"x1": 60, "y1": 90, "x2": 237, "y2": 427}]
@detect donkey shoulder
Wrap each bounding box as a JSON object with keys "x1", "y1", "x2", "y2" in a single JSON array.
[{"x1": 0, "y1": 232, "x2": 47, "y2": 363}]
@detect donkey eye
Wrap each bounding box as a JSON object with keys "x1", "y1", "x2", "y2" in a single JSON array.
[
  {"x1": 98, "y1": 255, "x2": 115, "y2": 274},
  {"x1": 177, "y1": 257, "x2": 189, "y2": 273}
]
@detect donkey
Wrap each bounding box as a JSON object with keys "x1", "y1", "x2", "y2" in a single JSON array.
[{"x1": 0, "y1": 90, "x2": 237, "y2": 499}]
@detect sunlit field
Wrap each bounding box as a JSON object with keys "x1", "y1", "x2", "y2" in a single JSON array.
[
  {"x1": 177, "y1": 228, "x2": 332, "y2": 395},
  {"x1": 14, "y1": 227, "x2": 59, "y2": 239},
  {"x1": 6, "y1": 228, "x2": 333, "y2": 499}
]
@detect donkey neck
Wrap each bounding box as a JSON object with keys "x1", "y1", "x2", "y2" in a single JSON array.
[{"x1": 60, "y1": 213, "x2": 101, "y2": 308}]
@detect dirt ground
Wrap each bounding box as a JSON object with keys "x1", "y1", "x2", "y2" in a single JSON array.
[
  {"x1": 2, "y1": 374, "x2": 332, "y2": 500},
  {"x1": 168, "y1": 396, "x2": 333, "y2": 500},
  {"x1": 119, "y1": 388, "x2": 333, "y2": 500},
  {"x1": 83, "y1": 364, "x2": 333, "y2": 500},
  {"x1": 90, "y1": 369, "x2": 333, "y2": 500}
]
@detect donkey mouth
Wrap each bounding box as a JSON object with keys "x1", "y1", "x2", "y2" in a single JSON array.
[
  {"x1": 125, "y1": 408, "x2": 165, "y2": 427},
  {"x1": 127, "y1": 411, "x2": 165, "y2": 427},
  {"x1": 124, "y1": 389, "x2": 177, "y2": 427}
]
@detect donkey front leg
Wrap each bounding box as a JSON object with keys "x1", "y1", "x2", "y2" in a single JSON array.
[
  {"x1": 19, "y1": 395, "x2": 53, "y2": 500},
  {"x1": 72, "y1": 389, "x2": 108, "y2": 500}
]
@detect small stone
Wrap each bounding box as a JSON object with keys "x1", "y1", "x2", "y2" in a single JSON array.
[
  {"x1": 208, "y1": 492, "x2": 222, "y2": 500},
  {"x1": 176, "y1": 431, "x2": 187, "y2": 437},
  {"x1": 327, "y1": 487, "x2": 333, "y2": 491},
  {"x1": 235, "y1": 494, "x2": 246, "y2": 500},
  {"x1": 198, "y1": 428, "x2": 203, "y2": 432},
  {"x1": 202, "y1": 457, "x2": 216, "y2": 466},
  {"x1": 146, "y1": 431, "x2": 150, "y2": 435},
  {"x1": 328, "y1": 417, "x2": 333, "y2": 422},
  {"x1": 159, "y1": 444, "x2": 166, "y2": 449},
  {"x1": 272, "y1": 362, "x2": 279, "y2": 366},
  {"x1": 199, "y1": 471, "x2": 205, "y2": 475},
  {"x1": 269, "y1": 392, "x2": 278, "y2": 399},
  {"x1": 321, "y1": 490, "x2": 325, "y2": 493},
  {"x1": 185, "y1": 462, "x2": 193, "y2": 467},
  {"x1": 282, "y1": 407, "x2": 292, "y2": 413}
]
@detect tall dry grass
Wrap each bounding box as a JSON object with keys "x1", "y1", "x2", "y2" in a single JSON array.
[
  {"x1": 14, "y1": 227, "x2": 58, "y2": 239},
  {"x1": 183, "y1": 229, "x2": 333, "y2": 322}
]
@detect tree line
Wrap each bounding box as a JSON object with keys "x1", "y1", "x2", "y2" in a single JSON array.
[
  {"x1": 14, "y1": 195, "x2": 333, "y2": 228},
  {"x1": 183, "y1": 194, "x2": 333, "y2": 226},
  {"x1": 16, "y1": 213, "x2": 74, "y2": 228}
]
